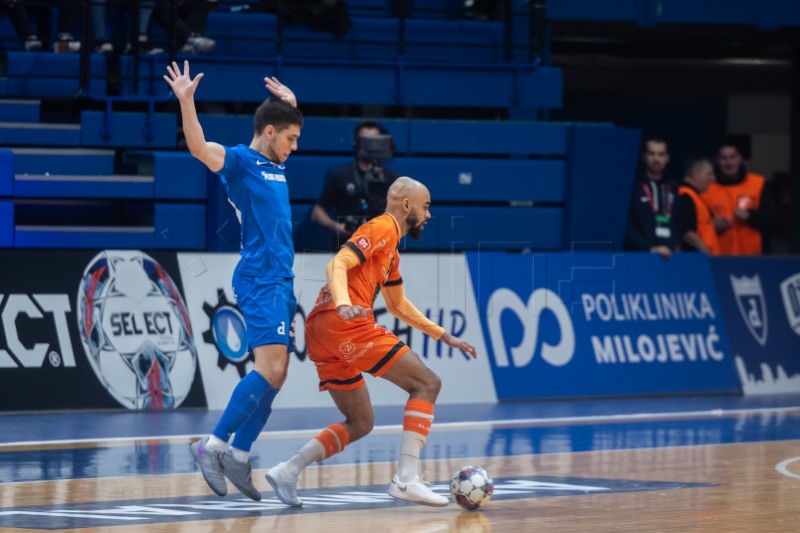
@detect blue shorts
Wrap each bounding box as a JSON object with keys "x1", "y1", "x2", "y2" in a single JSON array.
[{"x1": 232, "y1": 271, "x2": 297, "y2": 352}]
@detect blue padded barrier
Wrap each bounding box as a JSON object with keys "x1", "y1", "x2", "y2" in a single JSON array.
[
  {"x1": 0, "y1": 100, "x2": 40, "y2": 122},
  {"x1": 407, "y1": 121, "x2": 568, "y2": 156},
  {"x1": 564, "y1": 124, "x2": 641, "y2": 251},
  {"x1": 11, "y1": 148, "x2": 115, "y2": 175},
  {"x1": 154, "y1": 203, "x2": 206, "y2": 250},
  {"x1": 13, "y1": 175, "x2": 154, "y2": 199},
  {"x1": 295, "y1": 117, "x2": 410, "y2": 153},
  {"x1": 0, "y1": 123, "x2": 81, "y2": 147},
  {"x1": 191, "y1": 115, "x2": 398, "y2": 153},
  {"x1": 0, "y1": 150, "x2": 12, "y2": 196},
  {"x1": 14, "y1": 226, "x2": 154, "y2": 249},
  {"x1": 0, "y1": 201, "x2": 12, "y2": 247},
  {"x1": 147, "y1": 58, "x2": 563, "y2": 110},
  {"x1": 286, "y1": 155, "x2": 565, "y2": 203},
  {"x1": 391, "y1": 158, "x2": 566, "y2": 203},
  {"x1": 401, "y1": 206, "x2": 563, "y2": 251},
  {"x1": 81, "y1": 111, "x2": 177, "y2": 148}
]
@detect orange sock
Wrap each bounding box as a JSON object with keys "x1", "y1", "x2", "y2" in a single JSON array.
[
  {"x1": 314, "y1": 423, "x2": 351, "y2": 459},
  {"x1": 397, "y1": 399, "x2": 435, "y2": 483},
  {"x1": 403, "y1": 399, "x2": 434, "y2": 445}
]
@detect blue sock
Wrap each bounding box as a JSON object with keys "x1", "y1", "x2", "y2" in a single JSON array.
[
  {"x1": 231, "y1": 385, "x2": 279, "y2": 452},
  {"x1": 212, "y1": 371, "x2": 271, "y2": 443}
]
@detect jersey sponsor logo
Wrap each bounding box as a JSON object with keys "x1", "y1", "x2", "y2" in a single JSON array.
[
  {"x1": 261, "y1": 171, "x2": 287, "y2": 182},
  {"x1": 356, "y1": 236, "x2": 370, "y2": 251},
  {"x1": 0, "y1": 475, "x2": 714, "y2": 529},
  {"x1": 256, "y1": 160, "x2": 271, "y2": 166},
  {"x1": 730, "y1": 274, "x2": 768, "y2": 346}
]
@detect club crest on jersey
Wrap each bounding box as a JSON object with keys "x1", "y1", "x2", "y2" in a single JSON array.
[
  {"x1": 356, "y1": 237, "x2": 370, "y2": 251},
  {"x1": 339, "y1": 340, "x2": 355, "y2": 356}
]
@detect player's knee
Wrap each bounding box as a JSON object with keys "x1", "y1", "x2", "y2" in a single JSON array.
[
  {"x1": 254, "y1": 360, "x2": 288, "y2": 388},
  {"x1": 426, "y1": 372, "x2": 442, "y2": 397},
  {"x1": 347, "y1": 412, "x2": 374, "y2": 441}
]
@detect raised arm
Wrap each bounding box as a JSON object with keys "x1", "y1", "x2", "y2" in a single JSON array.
[{"x1": 164, "y1": 60, "x2": 226, "y2": 172}]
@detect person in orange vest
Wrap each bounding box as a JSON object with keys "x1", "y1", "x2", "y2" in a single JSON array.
[
  {"x1": 674, "y1": 158, "x2": 720, "y2": 254},
  {"x1": 700, "y1": 140, "x2": 773, "y2": 254}
]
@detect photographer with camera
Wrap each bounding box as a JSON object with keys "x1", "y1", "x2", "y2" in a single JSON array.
[{"x1": 311, "y1": 121, "x2": 400, "y2": 250}]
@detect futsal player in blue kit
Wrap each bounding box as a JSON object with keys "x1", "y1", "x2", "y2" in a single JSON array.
[{"x1": 164, "y1": 60, "x2": 303, "y2": 501}]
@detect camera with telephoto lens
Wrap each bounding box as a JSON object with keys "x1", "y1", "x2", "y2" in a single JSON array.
[{"x1": 357, "y1": 134, "x2": 393, "y2": 162}]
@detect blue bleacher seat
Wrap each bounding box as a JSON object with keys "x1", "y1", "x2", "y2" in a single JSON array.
[
  {"x1": 11, "y1": 148, "x2": 115, "y2": 175},
  {"x1": 0, "y1": 201, "x2": 12, "y2": 247},
  {"x1": 0, "y1": 122, "x2": 81, "y2": 147},
  {"x1": 0, "y1": 99, "x2": 41, "y2": 122},
  {"x1": 81, "y1": 111, "x2": 177, "y2": 148}
]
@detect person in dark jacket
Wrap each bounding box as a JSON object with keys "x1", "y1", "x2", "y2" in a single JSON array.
[{"x1": 624, "y1": 138, "x2": 678, "y2": 259}]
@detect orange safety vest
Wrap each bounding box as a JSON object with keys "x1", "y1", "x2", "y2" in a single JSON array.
[
  {"x1": 678, "y1": 185, "x2": 720, "y2": 255},
  {"x1": 699, "y1": 173, "x2": 765, "y2": 255}
]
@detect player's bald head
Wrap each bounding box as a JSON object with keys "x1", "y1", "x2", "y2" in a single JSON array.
[{"x1": 388, "y1": 176, "x2": 427, "y2": 205}]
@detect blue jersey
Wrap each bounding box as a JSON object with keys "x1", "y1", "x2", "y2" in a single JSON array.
[{"x1": 217, "y1": 144, "x2": 294, "y2": 278}]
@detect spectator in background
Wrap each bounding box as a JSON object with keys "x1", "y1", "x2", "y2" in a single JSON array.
[
  {"x1": 1, "y1": 0, "x2": 41, "y2": 50},
  {"x1": 11, "y1": 0, "x2": 81, "y2": 52},
  {"x1": 700, "y1": 139, "x2": 773, "y2": 255},
  {"x1": 674, "y1": 157, "x2": 719, "y2": 255},
  {"x1": 311, "y1": 121, "x2": 400, "y2": 250},
  {"x1": 152, "y1": 0, "x2": 215, "y2": 54},
  {"x1": 624, "y1": 138, "x2": 677, "y2": 259},
  {"x1": 92, "y1": 1, "x2": 160, "y2": 54}
]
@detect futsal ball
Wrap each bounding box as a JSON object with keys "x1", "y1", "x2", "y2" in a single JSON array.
[
  {"x1": 450, "y1": 465, "x2": 494, "y2": 510},
  {"x1": 77, "y1": 250, "x2": 198, "y2": 410}
]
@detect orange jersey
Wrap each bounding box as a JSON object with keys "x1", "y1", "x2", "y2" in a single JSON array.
[{"x1": 312, "y1": 214, "x2": 403, "y2": 313}]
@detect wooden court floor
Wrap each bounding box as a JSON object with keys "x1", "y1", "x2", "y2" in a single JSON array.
[{"x1": 1, "y1": 395, "x2": 799, "y2": 532}]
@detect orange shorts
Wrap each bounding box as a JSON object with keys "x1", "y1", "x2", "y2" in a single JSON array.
[{"x1": 306, "y1": 309, "x2": 410, "y2": 391}]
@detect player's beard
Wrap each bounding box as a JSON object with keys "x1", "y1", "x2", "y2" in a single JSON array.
[{"x1": 406, "y1": 209, "x2": 424, "y2": 241}]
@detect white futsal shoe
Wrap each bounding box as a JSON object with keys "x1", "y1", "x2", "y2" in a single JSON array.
[
  {"x1": 387, "y1": 475, "x2": 449, "y2": 507},
  {"x1": 266, "y1": 462, "x2": 303, "y2": 507}
]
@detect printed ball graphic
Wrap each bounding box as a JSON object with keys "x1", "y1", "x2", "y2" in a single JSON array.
[{"x1": 450, "y1": 465, "x2": 494, "y2": 510}]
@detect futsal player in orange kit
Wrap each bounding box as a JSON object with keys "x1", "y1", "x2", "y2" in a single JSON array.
[{"x1": 266, "y1": 176, "x2": 477, "y2": 507}]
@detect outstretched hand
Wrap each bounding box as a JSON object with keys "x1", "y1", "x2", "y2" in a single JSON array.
[
  {"x1": 440, "y1": 333, "x2": 478, "y2": 359},
  {"x1": 164, "y1": 60, "x2": 204, "y2": 101},
  {"x1": 265, "y1": 76, "x2": 297, "y2": 107}
]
